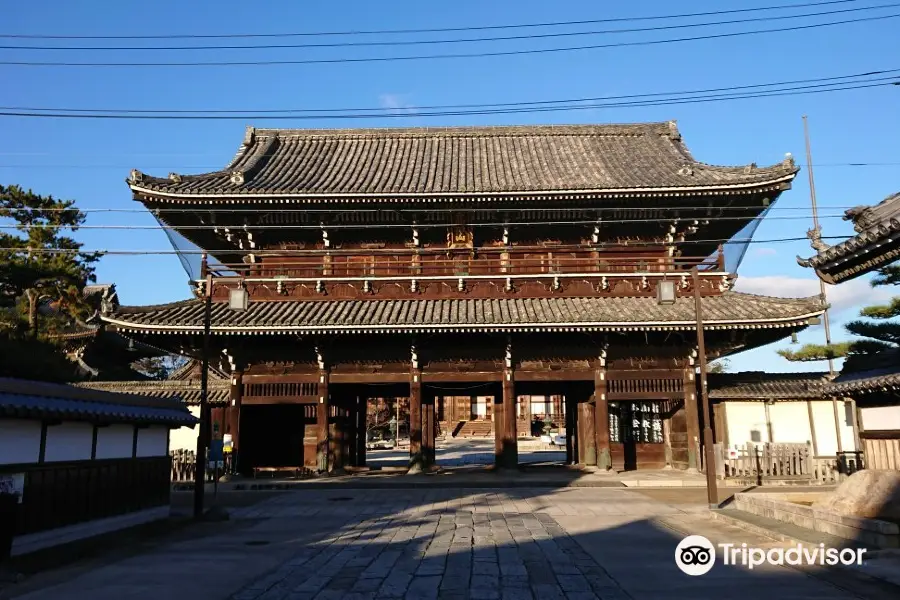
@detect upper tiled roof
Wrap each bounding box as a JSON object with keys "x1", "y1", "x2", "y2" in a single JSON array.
[
  {"x1": 0, "y1": 377, "x2": 196, "y2": 425},
  {"x1": 798, "y1": 192, "x2": 900, "y2": 283},
  {"x1": 128, "y1": 123, "x2": 798, "y2": 199},
  {"x1": 708, "y1": 371, "x2": 829, "y2": 399},
  {"x1": 100, "y1": 293, "x2": 824, "y2": 335}
]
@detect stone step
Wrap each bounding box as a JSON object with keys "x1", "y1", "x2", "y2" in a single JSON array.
[{"x1": 711, "y1": 507, "x2": 865, "y2": 549}]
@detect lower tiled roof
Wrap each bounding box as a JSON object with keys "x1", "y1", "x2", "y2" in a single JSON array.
[
  {"x1": 708, "y1": 372, "x2": 829, "y2": 399},
  {"x1": 0, "y1": 378, "x2": 197, "y2": 425},
  {"x1": 102, "y1": 293, "x2": 824, "y2": 335},
  {"x1": 76, "y1": 380, "x2": 231, "y2": 405}
]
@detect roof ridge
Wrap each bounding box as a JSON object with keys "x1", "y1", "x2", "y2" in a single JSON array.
[{"x1": 252, "y1": 122, "x2": 673, "y2": 138}]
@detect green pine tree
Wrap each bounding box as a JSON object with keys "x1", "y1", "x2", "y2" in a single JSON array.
[{"x1": 779, "y1": 261, "x2": 899, "y2": 370}]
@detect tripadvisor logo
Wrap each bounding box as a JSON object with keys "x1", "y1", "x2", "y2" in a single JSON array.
[{"x1": 675, "y1": 535, "x2": 867, "y2": 575}]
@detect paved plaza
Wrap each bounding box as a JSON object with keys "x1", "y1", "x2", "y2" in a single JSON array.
[
  {"x1": 4, "y1": 485, "x2": 897, "y2": 600},
  {"x1": 366, "y1": 438, "x2": 567, "y2": 469}
]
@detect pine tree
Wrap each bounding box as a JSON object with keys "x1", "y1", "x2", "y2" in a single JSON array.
[
  {"x1": 779, "y1": 261, "x2": 899, "y2": 370},
  {"x1": 0, "y1": 184, "x2": 102, "y2": 335}
]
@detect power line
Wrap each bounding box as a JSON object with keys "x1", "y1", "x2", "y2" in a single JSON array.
[
  {"x1": 1, "y1": 78, "x2": 897, "y2": 120},
  {"x1": 0, "y1": 1, "x2": 857, "y2": 40},
  {"x1": 5, "y1": 3, "x2": 893, "y2": 51},
  {"x1": 3, "y1": 68, "x2": 896, "y2": 115},
  {"x1": 3, "y1": 13, "x2": 897, "y2": 67},
  {"x1": 0, "y1": 235, "x2": 861, "y2": 255}
]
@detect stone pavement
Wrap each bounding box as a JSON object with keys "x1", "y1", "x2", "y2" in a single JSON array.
[
  {"x1": 367, "y1": 438, "x2": 566, "y2": 469},
  {"x1": 4, "y1": 488, "x2": 897, "y2": 600}
]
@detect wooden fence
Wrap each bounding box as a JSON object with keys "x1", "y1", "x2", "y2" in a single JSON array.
[{"x1": 717, "y1": 442, "x2": 864, "y2": 484}]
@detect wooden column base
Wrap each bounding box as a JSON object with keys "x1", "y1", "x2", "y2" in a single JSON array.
[{"x1": 496, "y1": 371, "x2": 518, "y2": 469}]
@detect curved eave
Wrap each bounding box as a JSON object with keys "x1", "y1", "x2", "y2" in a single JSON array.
[
  {"x1": 798, "y1": 221, "x2": 900, "y2": 283},
  {"x1": 101, "y1": 313, "x2": 823, "y2": 336},
  {"x1": 129, "y1": 175, "x2": 796, "y2": 203}
]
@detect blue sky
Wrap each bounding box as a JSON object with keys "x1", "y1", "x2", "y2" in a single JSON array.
[{"x1": 2, "y1": 0, "x2": 898, "y2": 373}]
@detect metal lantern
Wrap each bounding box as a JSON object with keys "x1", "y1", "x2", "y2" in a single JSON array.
[
  {"x1": 657, "y1": 279, "x2": 676, "y2": 305},
  {"x1": 229, "y1": 287, "x2": 249, "y2": 311}
]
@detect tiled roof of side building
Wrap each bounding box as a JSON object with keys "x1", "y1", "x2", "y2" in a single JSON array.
[
  {"x1": 100, "y1": 293, "x2": 825, "y2": 334},
  {"x1": 76, "y1": 379, "x2": 231, "y2": 405},
  {"x1": 827, "y1": 349, "x2": 900, "y2": 395},
  {"x1": 708, "y1": 372, "x2": 830, "y2": 399},
  {"x1": 0, "y1": 377, "x2": 197, "y2": 425},
  {"x1": 128, "y1": 123, "x2": 798, "y2": 198}
]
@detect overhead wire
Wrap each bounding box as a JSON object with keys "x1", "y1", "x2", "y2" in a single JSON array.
[
  {"x1": 4, "y1": 2, "x2": 895, "y2": 51},
  {"x1": 2, "y1": 78, "x2": 897, "y2": 119},
  {"x1": 0, "y1": 235, "x2": 861, "y2": 256},
  {"x1": 0, "y1": 0, "x2": 859, "y2": 39},
  {"x1": 3, "y1": 67, "x2": 897, "y2": 115},
  {"x1": 2, "y1": 13, "x2": 897, "y2": 67}
]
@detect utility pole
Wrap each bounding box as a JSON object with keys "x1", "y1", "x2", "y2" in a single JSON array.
[
  {"x1": 692, "y1": 267, "x2": 719, "y2": 510},
  {"x1": 803, "y1": 115, "x2": 843, "y2": 455}
]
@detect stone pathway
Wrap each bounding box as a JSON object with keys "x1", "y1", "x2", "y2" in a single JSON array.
[{"x1": 6, "y1": 488, "x2": 896, "y2": 600}]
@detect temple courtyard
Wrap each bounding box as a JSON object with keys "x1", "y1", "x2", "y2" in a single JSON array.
[{"x1": 3, "y1": 486, "x2": 899, "y2": 600}]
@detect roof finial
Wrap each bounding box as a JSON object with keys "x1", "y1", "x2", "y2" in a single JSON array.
[
  {"x1": 243, "y1": 126, "x2": 256, "y2": 147},
  {"x1": 129, "y1": 169, "x2": 143, "y2": 183}
]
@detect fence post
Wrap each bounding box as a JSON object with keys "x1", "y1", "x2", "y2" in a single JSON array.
[{"x1": 805, "y1": 442, "x2": 813, "y2": 479}]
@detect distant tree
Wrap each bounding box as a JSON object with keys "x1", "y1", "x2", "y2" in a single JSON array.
[
  {"x1": 779, "y1": 261, "x2": 898, "y2": 369},
  {"x1": 0, "y1": 185, "x2": 102, "y2": 336},
  {"x1": 131, "y1": 355, "x2": 190, "y2": 380},
  {"x1": 708, "y1": 359, "x2": 731, "y2": 374}
]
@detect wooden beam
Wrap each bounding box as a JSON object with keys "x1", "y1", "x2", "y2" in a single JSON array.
[
  {"x1": 240, "y1": 395, "x2": 320, "y2": 405},
  {"x1": 243, "y1": 373, "x2": 319, "y2": 384},
  {"x1": 421, "y1": 371, "x2": 502, "y2": 383},
  {"x1": 513, "y1": 370, "x2": 593, "y2": 382},
  {"x1": 594, "y1": 368, "x2": 611, "y2": 470},
  {"x1": 316, "y1": 370, "x2": 330, "y2": 473},
  {"x1": 330, "y1": 372, "x2": 410, "y2": 384}
]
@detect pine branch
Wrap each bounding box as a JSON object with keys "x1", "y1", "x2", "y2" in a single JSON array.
[
  {"x1": 859, "y1": 296, "x2": 900, "y2": 320},
  {"x1": 872, "y1": 263, "x2": 900, "y2": 287},
  {"x1": 845, "y1": 320, "x2": 900, "y2": 345},
  {"x1": 778, "y1": 342, "x2": 852, "y2": 362}
]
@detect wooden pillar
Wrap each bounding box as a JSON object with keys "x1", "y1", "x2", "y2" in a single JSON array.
[
  {"x1": 807, "y1": 400, "x2": 820, "y2": 456},
  {"x1": 317, "y1": 370, "x2": 330, "y2": 473},
  {"x1": 495, "y1": 368, "x2": 517, "y2": 469},
  {"x1": 409, "y1": 369, "x2": 423, "y2": 470},
  {"x1": 423, "y1": 390, "x2": 436, "y2": 467},
  {"x1": 683, "y1": 367, "x2": 701, "y2": 472},
  {"x1": 579, "y1": 397, "x2": 597, "y2": 466},
  {"x1": 594, "y1": 368, "x2": 611, "y2": 470},
  {"x1": 331, "y1": 400, "x2": 344, "y2": 470},
  {"x1": 229, "y1": 370, "x2": 243, "y2": 474}
]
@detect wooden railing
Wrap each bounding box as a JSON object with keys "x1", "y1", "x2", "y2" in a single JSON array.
[
  {"x1": 716, "y1": 443, "x2": 864, "y2": 484},
  {"x1": 207, "y1": 252, "x2": 725, "y2": 281}
]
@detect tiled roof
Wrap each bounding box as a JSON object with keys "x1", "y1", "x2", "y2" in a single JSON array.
[
  {"x1": 128, "y1": 123, "x2": 797, "y2": 199},
  {"x1": 798, "y1": 192, "x2": 900, "y2": 282},
  {"x1": 828, "y1": 350, "x2": 900, "y2": 395},
  {"x1": 101, "y1": 293, "x2": 824, "y2": 335},
  {"x1": 0, "y1": 378, "x2": 197, "y2": 425},
  {"x1": 76, "y1": 379, "x2": 231, "y2": 405},
  {"x1": 708, "y1": 372, "x2": 829, "y2": 400}
]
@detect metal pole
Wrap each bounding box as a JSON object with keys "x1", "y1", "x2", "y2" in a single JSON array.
[
  {"x1": 692, "y1": 267, "x2": 719, "y2": 509},
  {"x1": 193, "y1": 272, "x2": 212, "y2": 520},
  {"x1": 803, "y1": 115, "x2": 844, "y2": 454}
]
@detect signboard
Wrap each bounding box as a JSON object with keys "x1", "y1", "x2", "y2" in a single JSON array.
[
  {"x1": 223, "y1": 434, "x2": 233, "y2": 454},
  {"x1": 0, "y1": 473, "x2": 24, "y2": 504}
]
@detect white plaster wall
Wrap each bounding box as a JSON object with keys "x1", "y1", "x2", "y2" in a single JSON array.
[
  {"x1": 811, "y1": 400, "x2": 857, "y2": 456},
  {"x1": 43, "y1": 422, "x2": 93, "y2": 462},
  {"x1": 94, "y1": 424, "x2": 134, "y2": 459},
  {"x1": 769, "y1": 402, "x2": 814, "y2": 445},
  {"x1": 861, "y1": 406, "x2": 900, "y2": 431},
  {"x1": 0, "y1": 419, "x2": 42, "y2": 465},
  {"x1": 168, "y1": 406, "x2": 200, "y2": 452},
  {"x1": 724, "y1": 402, "x2": 768, "y2": 447},
  {"x1": 136, "y1": 426, "x2": 169, "y2": 457}
]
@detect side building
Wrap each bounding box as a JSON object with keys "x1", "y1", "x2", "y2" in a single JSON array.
[{"x1": 101, "y1": 122, "x2": 825, "y2": 473}]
